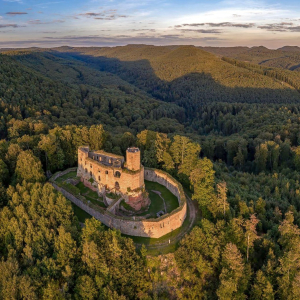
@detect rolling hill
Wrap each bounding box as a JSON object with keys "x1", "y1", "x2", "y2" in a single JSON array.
[
  {"x1": 0, "y1": 51, "x2": 185, "y2": 136},
  {"x1": 202, "y1": 45, "x2": 300, "y2": 72}
]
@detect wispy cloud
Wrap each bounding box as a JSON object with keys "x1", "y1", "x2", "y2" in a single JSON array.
[
  {"x1": 27, "y1": 19, "x2": 65, "y2": 25},
  {"x1": 258, "y1": 22, "x2": 300, "y2": 32},
  {"x1": 179, "y1": 22, "x2": 255, "y2": 28},
  {"x1": 6, "y1": 12, "x2": 28, "y2": 16},
  {"x1": 3, "y1": 0, "x2": 23, "y2": 2},
  {"x1": 78, "y1": 10, "x2": 129, "y2": 21},
  {"x1": 0, "y1": 23, "x2": 21, "y2": 28},
  {"x1": 180, "y1": 29, "x2": 222, "y2": 34}
]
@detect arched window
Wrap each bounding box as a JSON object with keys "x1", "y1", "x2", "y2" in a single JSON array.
[
  {"x1": 109, "y1": 159, "x2": 112, "y2": 164},
  {"x1": 115, "y1": 182, "x2": 120, "y2": 190},
  {"x1": 115, "y1": 171, "x2": 121, "y2": 178},
  {"x1": 98, "y1": 176, "x2": 101, "y2": 181},
  {"x1": 105, "y1": 171, "x2": 108, "y2": 175},
  {"x1": 90, "y1": 171, "x2": 92, "y2": 176}
]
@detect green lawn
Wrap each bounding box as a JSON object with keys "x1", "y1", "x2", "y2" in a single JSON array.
[
  {"x1": 76, "y1": 182, "x2": 98, "y2": 197},
  {"x1": 137, "y1": 180, "x2": 179, "y2": 218},
  {"x1": 85, "y1": 196, "x2": 107, "y2": 208},
  {"x1": 55, "y1": 171, "x2": 78, "y2": 183}
]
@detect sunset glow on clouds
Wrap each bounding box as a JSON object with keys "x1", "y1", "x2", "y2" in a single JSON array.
[{"x1": 0, "y1": 0, "x2": 300, "y2": 48}]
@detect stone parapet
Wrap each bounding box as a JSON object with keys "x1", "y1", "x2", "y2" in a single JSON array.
[{"x1": 51, "y1": 167, "x2": 187, "y2": 238}]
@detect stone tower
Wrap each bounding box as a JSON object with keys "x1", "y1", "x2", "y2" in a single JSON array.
[{"x1": 126, "y1": 147, "x2": 141, "y2": 171}]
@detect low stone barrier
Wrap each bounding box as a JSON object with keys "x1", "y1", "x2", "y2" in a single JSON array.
[{"x1": 51, "y1": 167, "x2": 187, "y2": 238}]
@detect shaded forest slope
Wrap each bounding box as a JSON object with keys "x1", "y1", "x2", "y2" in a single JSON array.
[
  {"x1": 0, "y1": 52, "x2": 186, "y2": 135},
  {"x1": 4, "y1": 46, "x2": 300, "y2": 123},
  {"x1": 26, "y1": 45, "x2": 300, "y2": 115}
]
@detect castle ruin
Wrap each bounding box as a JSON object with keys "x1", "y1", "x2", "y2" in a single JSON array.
[{"x1": 77, "y1": 146, "x2": 150, "y2": 211}]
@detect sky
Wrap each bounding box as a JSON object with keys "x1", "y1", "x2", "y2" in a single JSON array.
[{"x1": 0, "y1": 0, "x2": 300, "y2": 48}]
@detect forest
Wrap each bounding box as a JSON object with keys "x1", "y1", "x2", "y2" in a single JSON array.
[{"x1": 1, "y1": 45, "x2": 300, "y2": 298}]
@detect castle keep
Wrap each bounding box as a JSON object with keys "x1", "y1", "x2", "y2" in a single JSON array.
[{"x1": 77, "y1": 146, "x2": 149, "y2": 210}]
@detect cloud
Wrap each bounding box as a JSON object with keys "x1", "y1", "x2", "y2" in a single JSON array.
[
  {"x1": 182, "y1": 23, "x2": 205, "y2": 27},
  {"x1": 94, "y1": 15, "x2": 129, "y2": 20},
  {"x1": 44, "y1": 35, "x2": 101, "y2": 40},
  {"x1": 258, "y1": 22, "x2": 300, "y2": 32},
  {"x1": 180, "y1": 29, "x2": 222, "y2": 34},
  {"x1": 130, "y1": 29, "x2": 156, "y2": 32},
  {"x1": 27, "y1": 19, "x2": 65, "y2": 25},
  {"x1": 180, "y1": 22, "x2": 255, "y2": 28},
  {"x1": 0, "y1": 24, "x2": 20, "y2": 28},
  {"x1": 160, "y1": 34, "x2": 181, "y2": 38},
  {"x1": 6, "y1": 12, "x2": 28, "y2": 16},
  {"x1": 80, "y1": 13, "x2": 102, "y2": 17},
  {"x1": 78, "y1": 10, "x2": 129, "y2": 21},
  {"x1": 288, "y1": 26, "x2": 300, "y2": 32}
]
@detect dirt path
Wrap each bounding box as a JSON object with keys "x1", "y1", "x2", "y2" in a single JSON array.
[{"x1": 136, "y1": 193, "x2": 197, "y2": 250}]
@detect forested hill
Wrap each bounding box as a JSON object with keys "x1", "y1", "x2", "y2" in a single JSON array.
[
  {"x1": 202, "y1": 45, "x2": 300, "y2": 72},
  {"x1": 0, "y1": 52, "x2": 186, "y2": 136},
  {"x1": 3, "y1": 45, "x2": 300, "y2": 138},
  {"x1": 47, "y1": 45, "x2": 300, "y2": 110}
]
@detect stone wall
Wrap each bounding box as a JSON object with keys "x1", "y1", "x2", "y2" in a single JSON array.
[
  {"x1": 107, "y1": 198, "x2": 122, "y2": 214},
  {"x1": 51, "y1": 167, "x2": 77, "y2": 182},
  {"x1": 51, "y1": 168, "x2": 187, "y2": 238},
  {"x1": 144, "y1": 168, "x2": 183, "y2": 205}
]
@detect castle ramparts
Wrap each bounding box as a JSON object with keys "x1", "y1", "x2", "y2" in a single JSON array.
[{"x1": 51, "y1": 167, "x2": 187, "y2": 238}]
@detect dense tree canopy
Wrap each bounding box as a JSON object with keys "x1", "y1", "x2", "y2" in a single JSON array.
[{"x1": 1, "y1": 45, "x2": 300, "y2": 298}]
